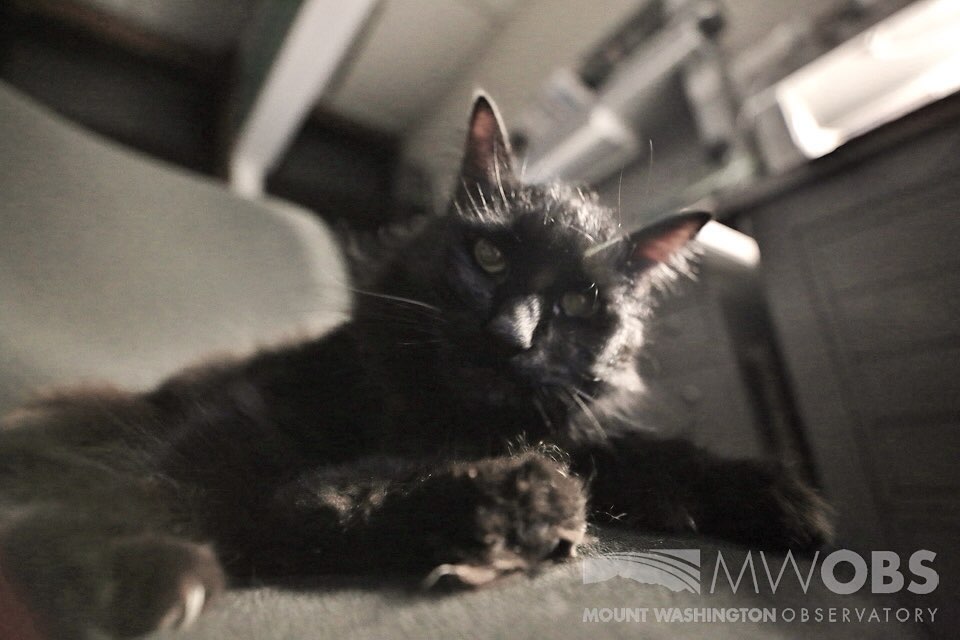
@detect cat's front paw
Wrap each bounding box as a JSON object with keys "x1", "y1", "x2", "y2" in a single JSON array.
[
  {"x1": 714, "y1": 464, "x2": 834, "y2": 552},
  {"x1": 413, "y1": 453, "x2": 588, "y2": 588},
  {"x1": 1, "y1": 524, "x2": 225, "y2": 639},
  {"x1": 764, "y1": 470, "x2": 834, "y2": 551},
  {"x1": 106, "y1": 535, "x2": 226, "y2": 637}
]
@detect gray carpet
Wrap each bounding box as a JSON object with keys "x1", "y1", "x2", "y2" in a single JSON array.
[{"x1": 157, "y1": 530, "x2": 925, "y2": 639}]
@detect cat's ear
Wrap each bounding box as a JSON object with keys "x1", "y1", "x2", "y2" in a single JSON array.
[
  {"x1": 623, "y1": 211, "x2": 711, "y2": 269},
  {"x1": 456, "y1": 93, "x2": 516, "y2": 202}
]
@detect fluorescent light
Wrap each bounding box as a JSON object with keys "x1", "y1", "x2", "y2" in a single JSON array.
[{"x1": 775, "y1": 0, "x2": 960, "y2": 159}]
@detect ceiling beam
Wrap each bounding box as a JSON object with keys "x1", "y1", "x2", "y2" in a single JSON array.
[{"x1": 228, "y1": 0, "x2": 378, "y2": 198}]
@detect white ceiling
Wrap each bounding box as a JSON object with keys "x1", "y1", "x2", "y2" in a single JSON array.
[
  {"x1": 72, "y1": 0, "x2": 849, "y2": 144},
  {"x1": 319, "y1": 0, "x2": 521, "y2": 133},
  {"x1": 392, "y1": 0, "x2": 850, "y2": 191},
  {"x1": 321, "y1": 0, "x2": 846, "y2": 140},
  {"x1": 71, "y1": 0, "x2": 857, "y2": 186},
  {"x1": 401, "y1": 0, "x2": 649, "y2": 193}
]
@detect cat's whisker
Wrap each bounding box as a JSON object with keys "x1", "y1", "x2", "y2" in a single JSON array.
[
  {"x1": 532, "y1": 393, "x2": 554, "y2": 434},
  {"x1": 571, "y1": 387, "x2": 597, "y2": 403},
  {"x1": 493, "y1": 143, "x2": 509, "y2": 209},
  {"x1": 358, "y1": 319, "x2": 441, "y2": 337},
  {"x1": 461, "y1": 178, "x2": 483, "y2": 220},
  {"x1": 355, "y1": 307, "x2": 443, "y2": 324},
  {"x1": 569, "y1": 227, "x2": 597, "y2": 243},
  {"x1": 644, "y1": 138, "x2": 654, "y2": 201},
  {"x1": 476, "y1": 183, "x2": 492, "y2": 219},
  {"x1": 567, "y1": 387, "x2": 605, "y2": 440},
  {"x1": 348, "y1": 288, "x2": 443, "y2": 316},
  {"x1": 355, "y1": 312, "x2": 445, "y2": 334}
]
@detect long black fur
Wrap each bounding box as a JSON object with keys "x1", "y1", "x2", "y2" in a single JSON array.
[{"x1": 0, "y1": 95, "x2": 831, "y2": 639}]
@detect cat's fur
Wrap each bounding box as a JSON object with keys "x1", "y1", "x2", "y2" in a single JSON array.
[{"x1": 0, "y1": 95, "x2": 832, "y2": 639}]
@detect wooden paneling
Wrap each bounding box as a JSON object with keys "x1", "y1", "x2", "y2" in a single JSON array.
[
  {"x1": 834, "y1": 271, "x2": 960, "y2": 357},
  {"x1": 876, "y1": 421, "x2": 960, "y2": 498},
  {"x1": 746, "y1": 98, "x2": 960, "y2": 589},
  {"x1": 808, "y1": 182, "x2": 960, "y2": 292}
]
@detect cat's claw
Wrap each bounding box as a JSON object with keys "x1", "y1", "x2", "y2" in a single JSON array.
[
  {"x1": 768, "y1": 470, "x2": 835, "y2": 550},
  {"x1": 551, "y1": 528, "x2": 584, "y2": 559},
  {"x1": 108, "y1": 536, "x2": 225, "y2": 637},
  {"x1": 720, "y1": 465, "x2": 835, "y2": 551},
  {"x1": 422, "y1": 556, "x2": 528, "y2": 589},
  {"x1": 157, "y1": 580, "x2": 207, "y2": 631}
]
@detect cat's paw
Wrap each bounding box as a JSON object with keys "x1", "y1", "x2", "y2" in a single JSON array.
[
  {"x1": 1, "y1": 523, "x2": 224, "y2": 639},
  {"x1": 719, "y1": 465, "x2": 834, "y2": 552},
  {"x1": 763, "y1": 470, "x2": 834, "y2": 551},
  {"x1": 105, "y1": 535, "x2": 226, "y2": 637},
  {"x1": 415, "y1": 453, "x2": 587, "y2": 588}
]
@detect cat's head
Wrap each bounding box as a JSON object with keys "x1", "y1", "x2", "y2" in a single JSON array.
[{"x1": 359, "y1": 94, "x2": 708, "y2": 441}]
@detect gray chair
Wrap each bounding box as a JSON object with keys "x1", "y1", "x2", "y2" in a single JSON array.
[
  {"x1": 0, "y1": 82, "x2": 349, "y2": 414},
  {"x1": 0, "y1": 83, "x2": 919, "y2": 640}
]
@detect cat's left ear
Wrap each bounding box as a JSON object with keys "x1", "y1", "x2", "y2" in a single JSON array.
[
  {"x1": 457, "y1": 92, "x2": 516, "y2": 192},
  {"x1": 623, "y1": 211, "x2": 712, "y2": 269}
]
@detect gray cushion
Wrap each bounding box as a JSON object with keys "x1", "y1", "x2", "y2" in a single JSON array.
[{"x1": 0, "y1": 82, "x2": 349, "y2": 414}]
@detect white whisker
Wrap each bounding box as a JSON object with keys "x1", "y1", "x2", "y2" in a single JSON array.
[
  {"x1": 461, "y1": 178, "x2": 482, "y2": 219},
  {"x1": 532, "y1": 394, "x2": 553, "y2": 433},
  {"x1": 493, "y1": 143, "x2": 509, "y2": 208},
  {"x1": 348, "y1": 288, "x2": 442, "y2": 314},
  {"x1": 570, "y1": 227, "x2": 597, "y2": 243},
  {"x1": 568, "y1": 387, "x2": 605, "y2": 439},
  {"x1": 476, "y1": 183, "x2": 490, "y2": 217}
]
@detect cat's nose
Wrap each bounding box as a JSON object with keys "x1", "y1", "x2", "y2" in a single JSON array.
[{"x1": 487, "y1": 295, "x2": 542, "y2": 351}]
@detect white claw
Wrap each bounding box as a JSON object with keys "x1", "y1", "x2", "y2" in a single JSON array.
[{"x1": 179, "y1": 583, "x2": 206, "y2": 629}]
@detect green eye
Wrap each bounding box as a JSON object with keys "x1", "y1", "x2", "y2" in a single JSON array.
[
  {"x1": 560, "y1": 290, "x2": 599, "y2": 318},
  {"x1": 473, "y1": 238, "x2": 507, "y2": 274}
]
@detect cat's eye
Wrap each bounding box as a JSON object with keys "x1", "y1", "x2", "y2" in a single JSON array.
[
  {"x1": 560, "y1": 290, "x2": 599, "y2": 318},
  {"x1": 473, "y1": 238, "x2": 507, "y2": 274}
]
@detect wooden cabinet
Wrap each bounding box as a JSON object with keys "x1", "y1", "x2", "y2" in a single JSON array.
[{"x1": 739, "y1": 101, "x2": 960, "y2": 636}]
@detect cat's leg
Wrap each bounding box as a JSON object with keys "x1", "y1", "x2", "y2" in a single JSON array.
[
  {"x1": 0, "y1": 390, "x2": 226, "y2": 640},
  {"x1": 257, "y1": 452, "x2": 588, "y2": 588},
  {"x1": 569, "y1": 433, "x2": 833, "y2": 550},
  {"x1": 0, "y1": 506, "x2": 225, "y2": 640}
]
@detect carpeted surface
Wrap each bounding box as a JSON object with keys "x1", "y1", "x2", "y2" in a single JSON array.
[{"x1": 155, "y1": 529, "x2": 928, "y2": 639}]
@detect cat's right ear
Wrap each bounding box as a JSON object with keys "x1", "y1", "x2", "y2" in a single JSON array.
[
  {"x1": 624, "y1": 211, "x2": 711, "y2": 268},
  {"x1": 453, "y1": 93, "x2": 517, "y2": 214},
  {"x1": 585, "y1": 210, "x2": 711, "y2": 270}
]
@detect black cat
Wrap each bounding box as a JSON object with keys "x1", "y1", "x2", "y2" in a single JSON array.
[{"x1": 0, "y1": 95, "x2": 831, "y2": 639}]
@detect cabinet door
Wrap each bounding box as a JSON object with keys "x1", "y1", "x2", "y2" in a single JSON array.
[{"x1": 747, "y1": 116, "x2": 960, "y2": 636}]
